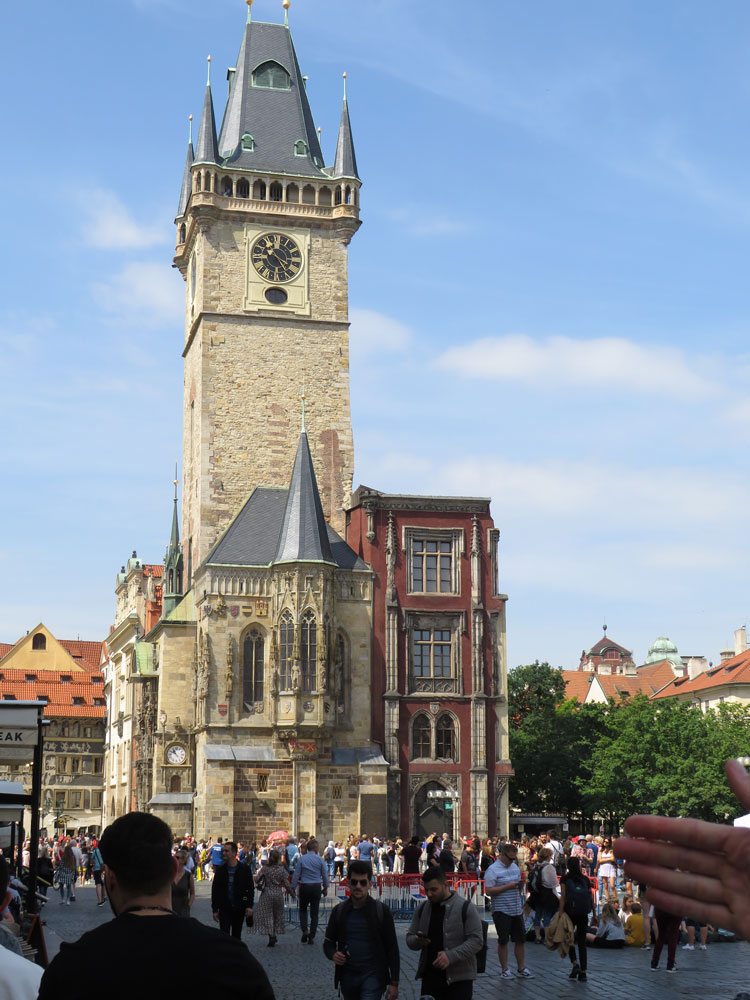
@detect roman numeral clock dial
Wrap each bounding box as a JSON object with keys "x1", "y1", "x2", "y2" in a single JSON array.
[{"x1": 251, "y1": 233, "x2": 303, "y2": 283}]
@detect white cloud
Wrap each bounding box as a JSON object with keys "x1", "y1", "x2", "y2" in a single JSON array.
[
  {"x1": 349, "y1": 308, "x2": 413, "y2": 358},
  {"x1": 93, "y1": 262, "x2": 183, "y2": 327},
  {"x1": 81, "y1": 190, "x2": 169, "y2": 250},
  {"x1": 435, "y1": 334, "x2": 717, "y2": 397}
]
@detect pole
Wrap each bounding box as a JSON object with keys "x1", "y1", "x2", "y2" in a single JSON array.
[{"x1": 25, "y1": 707, "x2": 44, "y2": 913}]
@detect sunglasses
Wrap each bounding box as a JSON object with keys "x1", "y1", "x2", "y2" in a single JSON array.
[{"x1": 349, "y1": 878, "x2": 370, "y2": 886}]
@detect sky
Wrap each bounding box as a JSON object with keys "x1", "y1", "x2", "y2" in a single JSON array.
[{"x1": 2, "y1": 0, "x2": 750, "y2": 671}]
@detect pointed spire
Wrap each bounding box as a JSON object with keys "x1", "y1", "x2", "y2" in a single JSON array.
[
  {"x1": 163, "y1": 470, "x2": 184, "y2": 618},
  {"x1": 177, "y1": 116, "x2": 195, "y2": 217},
  {"x1": 274, "y1": 431, "x2": 335, "y2": 565},
  {"x1": 333, "y1": 76, "x2": 359, "y2": 180},
  {"x1": 195, "y1": 58, "x2": 219, "y2": 165}
]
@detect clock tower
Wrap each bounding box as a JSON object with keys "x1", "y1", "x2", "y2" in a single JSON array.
[{"x1": 174, "y1": 3, "x2": 360, "y2": 579}]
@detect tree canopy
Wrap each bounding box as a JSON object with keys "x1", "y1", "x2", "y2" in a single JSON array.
[{"x1": 508, "y1": 664, "x2": 750, "y2": 829}]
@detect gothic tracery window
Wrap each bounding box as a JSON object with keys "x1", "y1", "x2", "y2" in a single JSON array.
[
  {"x1": 301, "y1": 610, "x2": 316, "y2": 692},
  {"x1": 436, "y1": 715, "x2": 456, "y2": 761},
  {"x1": 412, "y1": 714, "x2": 431, "y2": 759},
  {"x1": 243, "y1": 629, "x2": 264, "y2": 709},
  {"x1": 279, "y1": 612, "x2": 294, "y2": 690}
]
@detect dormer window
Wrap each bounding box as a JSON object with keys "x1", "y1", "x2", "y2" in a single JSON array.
[
  {"x1": 32, "y1": 633, "x2": 46, "y2": 651},
  {"x1": 253, "y1": 60, "x2": 291, "y2": 90},
  {"x1": 60, "y1": 675, "x2": 72, "y2": 683},
  {"x1": 294, "y1": 140, "x2": 308, "y2": 157},
  {"x1": 73, "y1": 697, "x2": 85, "y2": 706},
  {"x1": 241, "y1": 133, "x2": 255, "y2": 151},
  {"x1": 25, "y1": 674, "x2": 37, "y2": 682}
]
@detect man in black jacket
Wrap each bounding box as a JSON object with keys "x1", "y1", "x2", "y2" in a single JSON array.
[
  {"x1": 324, "y1": 860, "x2": 400, "y2": 1000},
  {"x1": 212, "y1": 841, "x2": 255, "y2": 939}
]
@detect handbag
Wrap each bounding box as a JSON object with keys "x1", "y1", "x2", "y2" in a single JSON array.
[
  {"x1": 245, "y1": 912, "x2": 254, "y2": 928},
  {"x1": 255, "y1": 873, "x2": 266, "y2": 893}
]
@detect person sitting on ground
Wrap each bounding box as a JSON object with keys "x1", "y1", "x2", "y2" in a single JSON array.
[
  {"x1": 37, "y1": 812, "x2": 275, "y2": 1000},
  {"x1": 618, "y1": 892, "x2": 634, "y2": 926},
  {"x1": 587, "y1": 902, "x2": 625, "y2": 948},
  {"x1": 624, "y1": 903, "x2": 645, "y2": 946}
]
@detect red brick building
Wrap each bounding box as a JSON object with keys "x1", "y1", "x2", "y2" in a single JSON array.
[{"x1": 347, "y1": 488, "x2": 512, "y2": 839}]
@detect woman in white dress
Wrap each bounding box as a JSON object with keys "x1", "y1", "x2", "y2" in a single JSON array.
[{"x1": 595, "y1": 838, "x2": 618, "y2": 904}]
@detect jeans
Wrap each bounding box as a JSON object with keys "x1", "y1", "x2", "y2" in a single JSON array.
[
  {"x1": 299, "y1": 883, "x2": 322, "y2": 938},
  {"x1": 340, "y1": 971, "x2": 384, "y2": 1000}
]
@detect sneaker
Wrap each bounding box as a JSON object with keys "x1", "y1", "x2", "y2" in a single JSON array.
[
  {"x1": 517, "y1": 968, "x2": 535, "y2": 978},
  {"x1": 682, "y1": 944, "x2": 694, "y2": 950},
  {"x1": 97, "y1": 900, "x2": 106, "y2": 906},
  {"x1": 699, "y1": 944, "x2": 707, "y2": 951},
  {"x1": 578, "y1": 972, "x2": 587, "y2": 982},
  {"x1": 650, "y1": 965, "x2": 658, "y2": 971},
  {"x1": 666, "y1": 966, "x2": 677, "y2": 973},
  {"x1": 500, "y1": 969, "x2": 515, "y2": 979},
  {"x1": 301, "y1": 934, "x2": 308, "y2": 943},
  {"x1": 642, "y1": 944, "x2": 651, "y2": 949}
]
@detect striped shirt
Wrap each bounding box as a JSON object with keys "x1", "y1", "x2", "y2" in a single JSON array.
[
  {"x1": 290, "y1": 851, "x2": 329, "y2": 888},
  {"x1": 484, "y1": 858, "x2": 523, "y2": 916}
]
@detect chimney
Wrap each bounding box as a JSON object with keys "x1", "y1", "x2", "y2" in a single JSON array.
[
  {"x1": 734, "y1": 627, "x2": 747, "y2": 656},
  {"x1": 687, "y1": 656, "x2": 708, "y2": 680}
]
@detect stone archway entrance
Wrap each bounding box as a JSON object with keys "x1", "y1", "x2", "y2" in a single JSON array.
[{"x1": 414, "y1": 780, "x2": 454, "y2": 840}]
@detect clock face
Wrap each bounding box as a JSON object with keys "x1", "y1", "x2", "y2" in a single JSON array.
[
  {"x1": 166, "y1": 743, "x2": 187, "y2": 765},
  {"x1": 250, "y1": 233, "x2": 303, "y2": 284}
]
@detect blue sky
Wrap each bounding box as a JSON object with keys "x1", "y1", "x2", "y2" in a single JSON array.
[{"x1": 3, "y1": 0, "x2": 750, "y2": 670}]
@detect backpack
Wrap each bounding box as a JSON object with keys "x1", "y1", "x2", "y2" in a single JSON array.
[
  {"x1": 564, "y1": 876, "x2": 591, "y2": 918},
  {"x1": 528, "y1": 865, "x2": 544, "y2": 895}
]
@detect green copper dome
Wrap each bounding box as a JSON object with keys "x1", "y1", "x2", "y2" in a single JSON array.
[{"x1": 645, "y1": 636, "x2": 682, "y2": 668}]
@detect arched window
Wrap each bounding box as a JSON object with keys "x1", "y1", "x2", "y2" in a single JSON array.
[
  {"x1": 286, "y1": 183, "x2": 299, "y2": 203},
  {"x1": 279, "y1": 612, "x2": 294, "y2": 690},
  {"x1": 179, "y1": 224, "x2": 186, "y2": 243},
  {"x1": 345, "y1": 185, "x2": 352, "y2": 205},
  {"x1": 334, "y1": 187, "x2": 343, "y2": 206},
  {"x1": 168, "y1": 570, "x2": 174, "y2": 591},
  {"x1": 412, "y1": 714, "x2": 431, "y2": 759},
  {"x1": 32, "y1": 633, "x2": 46, "y2": 651},
  {"x1": 253, "y1": 60, "x2": 291, "y2": 90},
  {"x1": 319, "y1": 186, "x2": 332, "y2": 206},
  {"x1": 243, "y1": 629, "x2": 264, "y2": 709},
  {"x1": 294, "y1": 140, "x2": 308, "y2": 157},
  {"x1": 221, "y1": 176, "x2": 233, "y2": 197},
  {"x1": 241, "y1": 133, "x2": 255, "y2": 151},
  {"x1": 436, "y1": 715, "x2": 456, "y2": 761},
  {"x1": 302, "y1": 185, "x2": 316, "y2": 205},
  {"x1": 195, "y1": 173, "x2": 202, "y2": 192},
  {"x1": 204, "y1": 171, "x2": 213, "y2": 192},
  {"x1": 236, "y1": 178, "x2": 250, "y2": 198},
  {"x1": 301, "y1": 610, "x2": 316, "y2": 692},
  {"x1": 170, "y1": 774, "x2": 181, "y2": 793},
  {"x1": 269, "y1": 181, "x2": 283, "y2": 202},
  {"x1": 253, "y1": 179, "x2": 266, "y2": 200}
]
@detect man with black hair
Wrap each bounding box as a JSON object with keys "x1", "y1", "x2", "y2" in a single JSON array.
[
  {"x1": 406, "y1": 865, "x2": 483, "y2": 1000},
  {"x1": 37, "y1": 812, "x2": 274, "y2": 1000},
  {"x1": 212, "y1": 840, "x2": 255, "y2": 938},
  {"x1": 324, "y1": 860, "x2": 400, "y2": 1000}
]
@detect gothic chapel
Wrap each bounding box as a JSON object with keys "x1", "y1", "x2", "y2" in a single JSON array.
[{"x1": 102, "y1": 2, "x2": 511, "y2": 841}]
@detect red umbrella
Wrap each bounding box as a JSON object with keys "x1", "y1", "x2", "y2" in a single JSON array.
[{"x1": 267, "y1": 829, "x2": 289, "y2": 842}]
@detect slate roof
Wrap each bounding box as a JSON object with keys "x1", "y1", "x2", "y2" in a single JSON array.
[
  {"x1": 274, "y1": 432, "x2": 334, "y2": 565},
  {"x1": 205, "y1": 484, "x2": 365, "y2": 571},
  {"x1": 195, "y1": 83, "x2": 220, "y2": 165},
  {"x1": 653, "y1": 648, "x2": 750, "y2": 700},
  {"x1": 177, "y1": 138, "x2": 194, "y2": 218},
  {"x1": 217, "y1": 21, "x2": 325, "y2": 177},
  {"x1": 332, "y1": 97, "x2": 359, "y2": 179}
]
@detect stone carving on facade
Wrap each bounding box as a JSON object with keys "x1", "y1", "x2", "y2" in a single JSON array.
[
  {"x1": 495, "y1": 776, "x2": 508, "y2": 798},
  {"x1": 364, "y1": 499, "x2": 376, "y2": 543},
  {"x1": 385, "y1": 511, "x2": 397, "y2": 604},
  {"x1": 215, "y1": 592, "x2": 227, "y2": 617},
  {"x1": 318, "y1": 632, "x2": 328, "y2": 693},
  {"x1": 225, "y1": 637, "x2": 234, "y2": 697},
  {"x1": 196, "y1": 630, "x2": 210, "y2": 725},
  {"x1": 270, "y1": 666, "x2": 279, "y2": 698},
  {"x1": 291, "y1": 662, "x2": 302, "y2": 693},
  {"x1": 490, "y1": 619, "x2": 500, "y2": 697}
]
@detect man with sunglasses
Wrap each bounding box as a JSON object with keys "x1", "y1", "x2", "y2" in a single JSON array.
[
  {"x1": 323, "y1": 860, "x2": 400, "y2": 1000},
  {"x1": 484, "y1": 843, "x2": 534, "y2": 980}
]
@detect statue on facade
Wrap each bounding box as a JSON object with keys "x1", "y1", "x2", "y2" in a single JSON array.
[
  {"x1": 225, "y1": 637, "x2": 234, "y2": 697},
  {"x1": 196, "y1": 631, "x2": 210, "y2": 725},
  {"x1": 333, "y1": 651, "x2": 343, "y2": 702},
  {"x1": 270, "y1": 666, "x2": 279, "y2": 698},
  {"x1": 291, "y1": 662, "x2": 302, "y2": 693}
]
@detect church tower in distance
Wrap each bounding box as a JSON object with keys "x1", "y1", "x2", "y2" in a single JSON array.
[{"x1": 174, "y1": 4, "x2": 360, "y2": 581}]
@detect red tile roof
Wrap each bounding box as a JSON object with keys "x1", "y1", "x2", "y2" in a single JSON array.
[
  {"x1": 0, "y1": 644, "x2": 12, "y2": 659},
  {"x1": 0, "y1": 669, "x2": 106, "y2": 718},
  {"x1": 58, "y1": 640, "x2": 105, "y2": 673},
  {"x1": 587, "y1": 637, "x2": 632, "y2": 657},
  {"x1": 143, "y1": 564, "x2": 163, "y2": 578},
  {"x1": 653, "y1": 648, "x2": 750, "y2": 700},
  {"x1": 563, "y1": 660, "x2": 677, "y2": 703}
]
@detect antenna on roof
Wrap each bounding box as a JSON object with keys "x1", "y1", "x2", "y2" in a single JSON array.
[
  {"x1": 246, "y1": 0, "x2": 253, "y2": 23},
  {"x1": 283, "y1": 0, "x2": 290, "y2": 26},
  {"x1": 343, "y1": 72, "x2": 347, "y2": 99},
  {"x1": 188, "y1": 114, "x2": 194, "y2": 143},
  {"x1": 207, "y1": 54, "x2": 212, "y2": 86}
]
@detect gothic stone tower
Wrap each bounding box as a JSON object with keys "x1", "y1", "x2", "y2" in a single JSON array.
[{"x1": 174, "y1": 8, "x2": 360, "y2": 580}]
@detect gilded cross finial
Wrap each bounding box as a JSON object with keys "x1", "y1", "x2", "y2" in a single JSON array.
[
  {"x1": 301, "y1": 388, "x2": 306, "y2": 433},
  {"x1": 246, "y1": 0, "x2": 253, "y2": 23},
  {"x1": 207, "y1": 54, "x2": 212, "y2": 86},
  {"x1": 343, "y1": 72, "x2": 347, "y2": 100},
  {"x1": 174, "y1": 462, "x2": 179, "y2": 501},
  {"x1": 283, "y1": 0, "x2": 290, "y2": 25},
  {"x1": 188, "y1": 114, "x2": 193, "y2": 144}
]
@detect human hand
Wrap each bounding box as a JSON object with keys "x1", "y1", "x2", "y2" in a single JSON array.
[
  {"x1": 614, "y1": 759, "x2": 750, "y2": 940},
  {"x1": 332, "y1": 950, "x2": 347, "y2": 966},
  {"x1": 415, "y1": 932, "x2": 430, "y2": 947},
  {"x1": 212, "y1": 911, "x2": 218, "y2": 923},
  {"x1": 432, "y1": 951, "x2": 450, "y2": 970},
  {"x1": 385, "y1": 986, "x2": 398, "y2": 1000},
  {"x1": 322, "y1": 887, "x2": 328, "y2": 897},
  {"x1": 245, "y1": 907, "x2": 253, "y2": 916}
]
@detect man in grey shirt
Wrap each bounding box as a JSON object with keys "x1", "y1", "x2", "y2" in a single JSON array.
[{"x1": 291, "y1": 838, "x2": 329, "y2": 944}]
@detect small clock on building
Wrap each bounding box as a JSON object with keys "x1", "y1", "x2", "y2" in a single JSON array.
[
  {"x1": 166, "y1": 743, "x2": 187, "y2": 765},
  {"x1": 250, "y1": 233, "x2": 303, "y2": 283}
]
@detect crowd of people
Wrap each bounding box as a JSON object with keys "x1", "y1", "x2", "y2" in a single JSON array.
[{"x1": 5, "y1": 758, "x2": 750, "y2": 1000}]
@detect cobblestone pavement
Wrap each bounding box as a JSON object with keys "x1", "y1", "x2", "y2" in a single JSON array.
[{"x1": 40, "y1": 882, "x2": 750, "y2": 1000}]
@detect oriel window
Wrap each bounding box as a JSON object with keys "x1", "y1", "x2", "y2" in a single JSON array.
[{"x1": 243, "y1": 629, "x2": 264, "y2": 709}]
